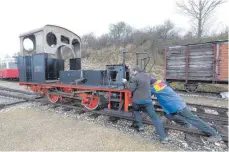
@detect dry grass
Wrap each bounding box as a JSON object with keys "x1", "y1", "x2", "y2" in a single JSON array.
[{"x1": 81, "y1": 46, "x2": 164, "y2": 79}]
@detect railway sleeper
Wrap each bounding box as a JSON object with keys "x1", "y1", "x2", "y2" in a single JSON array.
[
  {"x1": 186, "y1": 103, "x2": 228, "y2": 112},
  {"x1": 196, "y1": 107, "x2": 205, "y2": 113},
  {"x1": 192, "y1": 112, "x2": 228, "y2": 125},
  {"x1": 0, "y1": 91, "x2": 32, "y2": 100},
  {"x1": 185, "y1": 133, "x2": 204, "y2": 146},
  {"x1": 217, "y1": 109, "x2": 228, "y2": 117},
  {"x1": 62, "y1": 107, "x2": 72, "y2": 111},
  {"x1": 108, "y1": 116, "x2": 120, "y2": 124},
  {"x1": 154, "y1": 105, "x2": 228, "y2": 125},
  {"x1": 89, "y1": 113, "x2": 101, "y2": 119},
  {"x1": 0, "y1": 100, "x2": 29, "y2": 110},
  {"x1": 0, "y1": 86, "x2": 35, "y2": 95}
]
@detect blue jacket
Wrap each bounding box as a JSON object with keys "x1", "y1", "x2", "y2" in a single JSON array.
[
  {"x1": 135, "y1": 99, "x2": 152, "y2": 104},
  {"x1": 151, "y1": 80, "x2": 186, "y2": 114}
]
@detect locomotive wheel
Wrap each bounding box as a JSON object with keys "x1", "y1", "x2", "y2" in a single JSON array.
[
  {"x1": 47, "y1": 93, "x2": 60, "y2": 103},
  {"x1": 81, "y1": 95, "x2": 99, "y2": 110},
  {"x1": 184, "y1": 83, "x2": 198, "y2": 93}
]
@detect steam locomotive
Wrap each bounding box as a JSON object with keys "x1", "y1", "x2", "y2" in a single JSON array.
[{"x1": 17, "y1": 25, "x2": 153, "y2": 113}]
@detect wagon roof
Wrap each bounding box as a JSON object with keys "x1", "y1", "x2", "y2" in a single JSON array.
[
  {"x1": 168, "y1": 39, "x2": 228, "y2": 48},
  {"x1": 19, "y1": 24, "x2": 81, "y2": 40}
]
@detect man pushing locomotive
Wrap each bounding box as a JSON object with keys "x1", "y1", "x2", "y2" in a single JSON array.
[
  {"x1": 122, "y1": 67, "x2": 169, "y2": 144},
  {"x1": 150, "y1": 76, "x2": 222, "y2": 143},
  {"x1": 123, "y1": 66, "x2": 222, "y2": 143}
]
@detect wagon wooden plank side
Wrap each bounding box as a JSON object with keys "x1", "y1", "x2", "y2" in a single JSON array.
[{"x1": 164, "y1": 40, "x2": 228, "y2": 92}]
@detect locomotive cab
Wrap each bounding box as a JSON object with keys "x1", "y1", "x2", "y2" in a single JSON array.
[{"x1": 17, "y1": 25, "x2": 81, "y2": 83}]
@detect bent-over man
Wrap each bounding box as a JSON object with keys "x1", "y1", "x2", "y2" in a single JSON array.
[{"x1": 150, "y1": 76, "x2": 222, "y2": 143}]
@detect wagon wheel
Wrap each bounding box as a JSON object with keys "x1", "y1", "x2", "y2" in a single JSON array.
[{"x1": 184, "y1": 83, "x2": 198, "y2": 93}]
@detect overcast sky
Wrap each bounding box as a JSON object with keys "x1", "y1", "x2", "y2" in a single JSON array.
[{"x1": 0, "y1": 0, "x2": 228, "y2": 58}]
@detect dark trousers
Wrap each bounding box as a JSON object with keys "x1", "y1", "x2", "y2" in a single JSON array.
[
  {"x1": 132, "y1": 102, "x2": 167, "y2": 140},
  {"x1": 165, "y1": 107, "x2": 219, "y2": 136}
]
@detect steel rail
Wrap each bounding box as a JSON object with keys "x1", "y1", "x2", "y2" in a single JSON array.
[
  {"x1": 0, "y1": 91, "x2": 34, "y2": 100},
  {"x1": 42, "y1": 100, "x2": 228, "y2": 142},
  {"x1": 0, "y1": 89, "x2": 227, "y2": 124},
  {"x1": 0, "y1": 86, "x2": 35, "y2": 95},
  {"x1": 0, "y1": 100, "x2": 29, "y2": 110}
]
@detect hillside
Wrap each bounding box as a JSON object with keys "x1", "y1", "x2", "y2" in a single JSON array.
[{"x1": 81, "y1": 45, "x2": 165, "y2": 80}]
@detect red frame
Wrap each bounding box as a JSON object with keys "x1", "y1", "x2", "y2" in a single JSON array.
[{"x1": 19, "y1": 82, "x2": 132, "y2": 112}]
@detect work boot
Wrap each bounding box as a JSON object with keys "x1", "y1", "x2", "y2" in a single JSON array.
[
  {"x1": 130, "y1": 122, "x2": 138, "y2": 129},
  {"x1": 138, "y1": 126, "x2": 144, "y2": 132},
  {"x1": 161, "y1": 137, "x2": 169, "y2": 144},
  {"x1": 207, "y1": 135, "x2": 222, "y2": 142}
]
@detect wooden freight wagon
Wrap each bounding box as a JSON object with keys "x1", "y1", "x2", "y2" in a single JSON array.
[{"x1": 164, "y1": 40, "x2": 228, "y2": 92}]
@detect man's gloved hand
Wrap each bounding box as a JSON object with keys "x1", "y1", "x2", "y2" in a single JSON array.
[{"x1": 122, "y1": 78, "x2": 127, "y2": 84}]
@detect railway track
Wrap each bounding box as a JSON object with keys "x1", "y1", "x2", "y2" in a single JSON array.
[
  {"x1": 37, "y1": 100, "x2": 229, "y2": 142},
  {"x1": 0, "y1": 86, "x2": 42, "y2": 109},
  {"x1": 174, "y1": 88, "x2": 225, "y2": 99},
  {"x1": 0, "y1": 86, "x2": 228, "y2": 143},
  {"x1": 0, "y1": 85, "x2": 35, "y2": 95},
  {"x1": 0, "y1": 87, "x2": 39, "y2": 100},
  {"x1": 0, "y1": 79, "x2": 19, "y2": 82}
]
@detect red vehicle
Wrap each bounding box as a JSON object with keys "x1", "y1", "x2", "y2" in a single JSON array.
[{"x1": 0, "y1": 58, "x2": 19, "y2": 79}]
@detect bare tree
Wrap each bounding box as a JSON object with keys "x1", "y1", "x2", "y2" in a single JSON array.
[
  {"x1": 176, "y1": 0, "x2": 226, "y2": 39},
  {"x1": 155, "y1": 20, "x2": 179, "y2": 40},
  {"x1": 109, "y1": 21, "x2": 133, "y2": 46},
  {"x1": 81, "y1": 33, "x2": 98, "y2": 49},
  {"x1": 97, "y1": 34, "x2": 111, "y2": 48}
]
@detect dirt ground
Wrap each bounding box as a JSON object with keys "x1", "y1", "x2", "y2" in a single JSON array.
[{"x1": 0, "y1": 107, "x2": 179, "y2": 151}]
